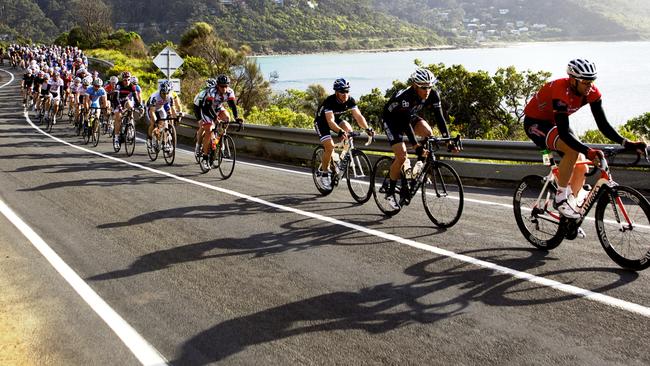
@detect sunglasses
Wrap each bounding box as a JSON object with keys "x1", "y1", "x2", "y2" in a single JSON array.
[
  {"x1": 577, "y1": 79, "x2": 594, "y2": 86},
  {"x1": 337, "y1": 89, "x2": 350, "y2": 94}
]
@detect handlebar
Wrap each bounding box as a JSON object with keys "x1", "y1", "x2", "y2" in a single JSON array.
[
  {"x1": 331, "y1": 131, "x2": 375, "y2": 147},
  {"x1": 585, "y1": 146, "x2": 647, "y2": 177},
  {"x1": 425, "y1": 135, "x2": 462, "y2": 151}
]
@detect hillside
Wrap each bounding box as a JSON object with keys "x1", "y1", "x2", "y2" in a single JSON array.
[{"x1": 1, "y1": 0, "x2": 650, "y2": 50}]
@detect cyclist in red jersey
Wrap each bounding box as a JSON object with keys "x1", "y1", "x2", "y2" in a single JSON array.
[{"x1": 523, "y1": 59, "x2": 646, "y2": 219}]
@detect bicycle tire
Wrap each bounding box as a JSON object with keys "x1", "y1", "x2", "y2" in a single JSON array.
[
  {"x1": 346, "y1": 149, "x2": 373, "y2": 203},
  {"x1": 421, "y1": 161, "x2": 464, "y2": 228},
  {"x1": 595, "y1": 185, "x2": 650, "y2": 271},
  {"x1": 45, "y1": 115, "x2": 53, "y2": 133},
  {"x1": 218, "y1": 135, "x2": 236, "y2": 179},
  {"x1": 83, "y1": 119, "x2": 91, "y2": 145},
  {"x1": 92, "y1": 116, "x2": 100, "y2": 147},
  {"x1": 124, "y1": 123, "x2": 135, "y2": 156},
  {"x1": 371, "y1": 156, "x2": 401, "y2": 216},
  {"x1": 147, "y1": 136, "x2": 159, "y2": 161},
  {"x1": 311, "y1": 146, "x2": 335, "y2": 196},
  {"x1": 513, "y1": 175, "x2": 565, "y2": 250},
  {"x1": 163, "y1": 125, "x2": 177, "y2": 166}
]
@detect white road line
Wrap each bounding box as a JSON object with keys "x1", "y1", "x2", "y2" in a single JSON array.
[
  {"x1": 18, "y1": 109, "x2": 650, "y2": 319},
  {"x1": 0, "y1": 67, "x2": 15, "y2": 87},
  {"x1": 0, "y1": 68, "x2": 169, "y2": 366}
]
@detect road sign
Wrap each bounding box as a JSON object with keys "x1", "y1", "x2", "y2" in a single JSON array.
[
  {"x1": 153, "y1": 47, "x2": 184, "y2": 78},
  {"x1": 158, "y1": 79, "x2": 181, "y2": 94}
]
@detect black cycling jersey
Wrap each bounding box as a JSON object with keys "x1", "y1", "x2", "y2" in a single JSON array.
[
  {"x1": 22, "y1": 74, "x2": 34, "y2": 87},
  {"x1": 382, "y1": 87, "x2": 449, "y2": 145},
  {"x1": 314, "y1": 94, "x2": 358, "y2": 125},
  {"x1": 32, "y1": 76, "x2": 44, "y2": 91}
]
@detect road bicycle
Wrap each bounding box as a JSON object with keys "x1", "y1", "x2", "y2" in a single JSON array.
[
  {"x1": 196, "y1": 119, "x2": 242, "y2": 179},
  {"x1": 147, "y1": 116, "x2": 178, "y2": 166},
  {"x1": 112, "y1": 108, "x2": 136, "y2": 157},
  {"x1": 513, "y1": 147, "x2": 650, "y2": 270},
  {"x1": 82, "y1": 107, "x2": 105, "y2": 147},
  {"x1": 371, "y1": 135, "x2": 464, "y2": 228},
  {"x1": 310, "y1": 131, "x2": 374, "y2": 203}
]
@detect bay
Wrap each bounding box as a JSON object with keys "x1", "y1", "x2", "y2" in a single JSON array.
[{"x1": 254, "y1": 42, "x2": 650, "y2": 134}]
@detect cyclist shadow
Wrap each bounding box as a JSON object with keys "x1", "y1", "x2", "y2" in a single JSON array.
[
  {"x1": 17, "y1": 173, "x2": 177, "y2": 191},
  {"x1": 11, "y1": 159, "x2": 131, "y2": 174},
  {"x1": 168, "y1": 247, "x2": 639, "y2": 365}
]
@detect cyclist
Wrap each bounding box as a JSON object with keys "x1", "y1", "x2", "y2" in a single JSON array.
[
  {"x1": 31, "y1": 70, "x2": 45, "y2": 112},
  {"x1": 145, "y1": 81, "x2": 176, "y2": 151},
  {"x1": 46, "y1": 71, "x2": 65, "y2": 125},
  {"x1": 313, "y1": 78, "x2": 373, "y2": 190},
  {"x1": 21, "y1": 69, "x2": 35, "y2": 107},
  {"x1": 381, "y1": 68, "x2": 458, "y2": 210},
  {"x1": 84, "y1": 78, "x2": 108, "y2": 129},
  {"x1": 193, "y1": 78, "x2": 217, "y2": 154},
  {"x1": 198, "y1": 74, "x2": 243, "y2": 166},
  {"x1": 113, "y1": 71, "x2": 142, "y2": 147},
  {"x1": 523, "y1": 59, "x2": 647, "y2": 219}
]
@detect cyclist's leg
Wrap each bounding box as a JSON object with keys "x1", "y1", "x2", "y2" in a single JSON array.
[{"x1": 201, "y1": 120, "x2": 213, "y2": 157}]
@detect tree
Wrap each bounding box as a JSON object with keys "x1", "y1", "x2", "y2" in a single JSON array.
[{"x1": 72, "y1": 0, "x2": 112, "y2": 45}]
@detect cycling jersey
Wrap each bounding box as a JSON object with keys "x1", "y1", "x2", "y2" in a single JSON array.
[
  {"x1": 313, "y1": 94, "x2": 358, "y2": 141},
  {"x1": 382, "y1": 87, "x2": 449, "y2": 146},
  {"x1": 48, "y1": 78, "x2": 65, "y2": 99},
  {"x1": 22, "y1": 73, "x2": 34, "y2": 87},
  {"x1": 86, "y1": 86, "x2": 106, "y2": 108},
  {"x1": 523, "y1": 78, "x2": 624, "y2": 154},
  {"x1": 147, "y1": 91, "x2": 174, "y2": 112},
  {"x1": 200, "y1": 86, "x2": 238, "y2": 122},
  {"x1": 104, "y1": 83, "x2": 119, "y2": 107},
  {"x1": 116, "y1": 82, "x2": 138, "y2": 105}
]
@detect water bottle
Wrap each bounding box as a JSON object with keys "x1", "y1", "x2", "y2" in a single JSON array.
[
  {"x1": 541, "y1": 149, "x2": 551, "y2": 166},
  {"x1": 412, "y1": 161, "x2": 424, "y2": 178},
  {"x1": 401, "y1": 160, "x2": 413, "y2": 179},
  {"x1": 331, "y1": 151, "x2": 340, "y2": 163}
]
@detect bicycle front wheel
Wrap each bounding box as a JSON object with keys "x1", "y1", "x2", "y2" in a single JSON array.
[
  {"x1": 371, "y1": 156, "x2": 401, "y2": 216},
  {"x1": 421, "y1": 161, "x2": 464, "y2": 228},
  {"x1": 595, "y1": 185, "x2": 650, "y2": 270},
  {"x1": 45, "y1": 114, "x2": 53, "y2": 133},
  {"x1": 83, "y1": 121, "x2": 91, "y2": 145},
  {"x1": 311, "y1": 146, "x2": 334, "y2": 196},
  {"x1": 163, "y1": 126, "x2": 177, "y2": 166},
  {"x1": 513, "y1": 175, "x2": 565, "y2": 250},
  {"x1": 92, "y1": 117, "x2": 100, "y2": 147},
  {"x1": 346, "y1": 149, "x2": 373, "y2": 203},
  {"x1": 124, "y1": 123, "x2": 135, "y2": 156},
  {"x1": 218, "y1": 135, "x2": 236, "y2": 179}
]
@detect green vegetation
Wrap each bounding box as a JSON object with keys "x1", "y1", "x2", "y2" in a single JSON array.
[{"x1": 581, "y1": 113, "x2": 650, "y2": 143}]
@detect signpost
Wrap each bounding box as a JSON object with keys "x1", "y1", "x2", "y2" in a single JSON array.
[{"x1": 153, "y1": 46, "x2": 184, "y2": 93}]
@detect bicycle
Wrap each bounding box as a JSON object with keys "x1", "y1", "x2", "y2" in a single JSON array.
[
  {"x1": 513, "y1": 147, "x2": 650, "y2": 270},
  {"x1": 147, "y1": 116, "x2": 178, "y2": 166},
  {"x1": 83, "y1": 107, "x2": 105, "y2": 147},
  {"x1": 75, "y1": 106, "x2": 86, "y2": 136},
  {"x1": 371, "y1": 135, "x2": 464, "y2": 228},
  {"x1": 196, "y1": 119, "x2": 242, "y2": 179},
  {"x1": 113, "y1": 108, "x2": 136, "y2": 157},
  {"x1": 310, "y1": 131, "x2": 374, "y2": 203}
]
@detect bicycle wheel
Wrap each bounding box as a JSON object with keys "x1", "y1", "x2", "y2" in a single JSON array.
[
  {"x1": 124, "y1": 123, "x2": 135, "y2": 156},
  {"x1": 45, "y1": 114, "x2": 53, "y2": 133},
  {"x1": 513, "y1": 175, "x2": 565, "y2": 250},
  {"x1": 311, "y1": 146, "x2": 335, "y2": 196},
  {"x1": 68, "y1": 108, "x2": 74, "y2": 125},
  {"x1": 371, "y1": 156, "x2": 402, "y2": 216},
  {"x1": 346, "y1": 149, "x2": 373, "y2": 203},
  {"x1": 421, "y1": 161, "x2": 464, "y2": 228},
  {"x1": 163, "y1": 125, "x2": 176, "y2": 166},
  {"x1": 595, "y1": 185, "x2": 650, "y2": 270},
  {"x1": 92, "y1": 116, "x2": 100, "y2": 147},
  {"x1": 218, "y1": 135, "x2": 236, "y2": 179},
  {"x1": 147, "y1": 136, "x2": 159, "y2": 161},
  {"x1": 83, "y1": 120, "x2": 91, "y2": 145}
]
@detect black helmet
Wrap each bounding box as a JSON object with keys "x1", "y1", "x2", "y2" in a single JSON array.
[
  {"x1": 333, "y1": 78, "x2": 350, "y2": 91},
  {"x1": 216, "y1": 74, "x2": 230, "y2": 85}
]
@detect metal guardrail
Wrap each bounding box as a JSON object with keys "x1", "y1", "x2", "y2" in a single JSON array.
[{"x1": 88, "y1": 57, "x2": 115, "y2": 70}]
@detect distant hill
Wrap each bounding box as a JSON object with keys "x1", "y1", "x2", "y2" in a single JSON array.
[{"x1": 2, "y1": 0, "x2": 650, "y2": 51}]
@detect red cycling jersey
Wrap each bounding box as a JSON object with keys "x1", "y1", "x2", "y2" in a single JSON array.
[{"x1": 524, "y1": 78, "x2": 602, "y2": 122}]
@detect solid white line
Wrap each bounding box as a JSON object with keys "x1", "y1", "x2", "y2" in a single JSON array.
[
  {"x1": 0, "y1": 67, "x2": 15, "y2": 88},
  {"x1": 0, "y1": 199, "x2": 169, "y2": 365},
  {"x1": 0, "y1": 67, "x2": 169, "y2": 366},
  {"x1": 19, "y1": 109, "x2": 650, "y2": 319}
]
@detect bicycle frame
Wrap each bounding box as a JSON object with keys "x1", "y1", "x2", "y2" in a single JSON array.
[{"x1": 330, "y1": 133, "x2": 373, "y2": 184}]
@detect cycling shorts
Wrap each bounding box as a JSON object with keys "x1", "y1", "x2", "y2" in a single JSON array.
[
  {"x1": 382, "y1": 117, "x2": 419, "y2": 146},
  {"x1": 524, "y1": 116, "x2": 568, "y2": 151},
  {"x1": 314, "y1": 118, "x2": 341, "y2": 142}
]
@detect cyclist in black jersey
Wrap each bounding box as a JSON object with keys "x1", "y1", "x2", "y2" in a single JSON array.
[
  {"x1": 314, "y1": 78, "x2": 374, "y2": 190},
  {"x1": 381, "y1": 68, "x2": 459, "y2": 210},
  {"x1": 21, "y1": 69, "x2": 34, "y2": 106}
]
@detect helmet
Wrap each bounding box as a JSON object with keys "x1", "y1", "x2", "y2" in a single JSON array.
[
  {"x1": 206, "y1": 78, "x2": 217, "y2": 88},
  {"x1": 216, "y1": 74, "x2": 230, "y2": 85},
  {"x1": 92, "y1": 78, "x2": 102, "y2": 87},
  {"x1": 109, "y1": 76, "x2": 118, "y2": 84},
  {"x1": 82, "y1": 76, "x2": 92, "y2": 86},
  {"x1": 333, "y1": 78, "x2": 350, "y2": 92},
  {"x1": 43, "y1": 73, "x2": 50, "y2": 80},
  {"x1": 130, "y1": 76, "x2": 138, "y2": 84},
  {"x1": 120, "y1": 71, "x2": 131, "y2": 80},
  {"x1": 159, "y1": 80, "x2": 172, "y2": 94},
  {"x1": 74, "y1": 77, "x2": 81, "y2": 83},
  {"x1": 410, "y1": 68, "x2": 436, "y2": 87},
  {"x1": 567, "y1": 58, "x2": 597, "y2": 80}
]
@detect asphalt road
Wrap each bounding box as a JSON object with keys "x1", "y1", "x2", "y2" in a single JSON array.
[{"x1": 1, "y1": 67, "x2": 649, "y2": 366}]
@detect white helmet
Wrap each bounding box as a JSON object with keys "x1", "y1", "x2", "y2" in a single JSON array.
[
  {"x1": 410, "y1": 68, "x2": 436, "y2": 87},
  {"x1": 109, "y1": 75, "x2": 118, "y2": 84},
  {"x1": 567, "y1": 59, "x2": 597, "y2": 80},
  {"x1": 82, "y1": 77, "x2": 92, "y2": 86}
]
